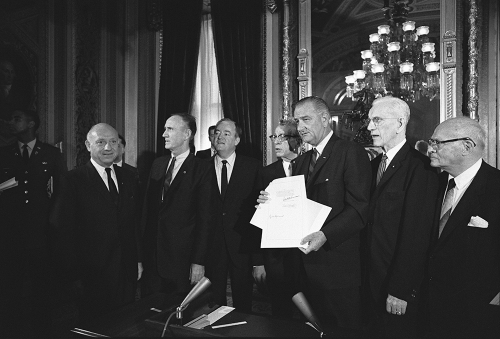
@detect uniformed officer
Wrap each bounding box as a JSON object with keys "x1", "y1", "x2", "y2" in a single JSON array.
[{"x1": 0, "y1": 109, "x2": 67, "y2": 337}]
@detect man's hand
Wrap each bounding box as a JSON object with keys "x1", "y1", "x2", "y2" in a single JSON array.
[
  {"x1": 255, "y1": 191, "x2": 270, "y2": 207},
  {"x1": 253, "y1": 265, "x2": 267, "y2": 285},
  {"x1": 137, "y1": 262, "x2": 144, "y2": 281},
  {"x1": 386, "y1": 294, "x2": 408, "y2": 315},
  {"x1": 190, "y1": 264, "x2": 205, "y2": 285},
  {"x1": 299, "y1": 231, "x2": 327, "y2": 254}
]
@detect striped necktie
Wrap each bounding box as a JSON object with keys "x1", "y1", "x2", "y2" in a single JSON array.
[
  {"x1": 308, "y1": 148, "x2": 319, "y2": 181},
  {"x1": 438, "y1": 178, "x2": 456, "y2": 237},
  {"x1": 376, "y1": 154, "x2": 388, "y2": 186},
  {"x1": 164, "y1": 157, "x2": 176, "y2": 193}
]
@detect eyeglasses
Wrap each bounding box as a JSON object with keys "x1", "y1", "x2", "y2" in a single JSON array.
[
  {"x1": 269, "y1": 134, "x2": 291, "y2": 143},
  {"x1": 428, "y1": 137, "x2": 476, "y2": 148},
  {"x1": 367, "y1": 117, "x2": 401, "y2": 127}
]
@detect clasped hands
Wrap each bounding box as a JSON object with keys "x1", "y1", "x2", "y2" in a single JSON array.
[{"x1": 256, "y1": 191, "x2": 327, "y2": 254}]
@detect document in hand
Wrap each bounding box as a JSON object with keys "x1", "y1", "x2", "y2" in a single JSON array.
[
  {"x1": 251, "y1": 175, "x2": 331, "y2": 248},
  {"x1": 0, "y1": 177, "x2": 18, "y2": 192}
]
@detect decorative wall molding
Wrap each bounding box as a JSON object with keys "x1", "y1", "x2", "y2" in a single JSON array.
[
  {"x1": 297, "y1": 0, "x2": 311, "y2": 100},
  {"x1": 467, "y1": 0, "x2": 479, "y2": 120},
  {"x1": 440, "y1": 0, "x2": 458, "y2": 122},
  {"x1": 282, "y1": 0, "x2": 291, "y2": 119},
  {"x1": 74, "y1": 0, "x2": 101, "y2": 167}
]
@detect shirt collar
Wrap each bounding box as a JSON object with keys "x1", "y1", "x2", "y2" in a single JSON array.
[
  {"x1": 216, "y1": 151, "x2": 236, "y2": 167},
  {"x1": 315, "y1": 130, "x2": 333, "y2": 155},
  {"x1": 90, "y1": 158, "x2": 114, "y2": 178},
  {"x1": 18, "y1": 138, "x2": 37, "y2": 151},
  {"x1": 449, "y1": 158, "x2": 482, "y2": 190},
  {"x1": 173, "y1": 148, "x2": 190, "y2": 161},
  {"x1": 115, "y1": 160, "x2": 123, "y2": 167},
  {"x1": 384, "y1": 138, "x2": 406, "y2": 165}
]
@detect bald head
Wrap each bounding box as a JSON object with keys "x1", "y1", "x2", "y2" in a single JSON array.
[
  {"x1": 85, "y1": 123, "x2": 119, "y2": 167},
  {"x1": 429, "y1": 117, "x2": 485, "y2": 176}
]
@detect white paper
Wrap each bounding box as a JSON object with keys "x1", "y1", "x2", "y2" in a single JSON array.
[
  {"x1": 0, "y1": 177, "x2": 18, "y2": 192},
  {"x1": 252, "y1": 175, "x2": 332, "y2": 248}
]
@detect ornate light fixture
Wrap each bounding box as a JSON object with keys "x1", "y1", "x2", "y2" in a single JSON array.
[{"x1": 341, "y1": 0, "x2": 440, "y2": 144}]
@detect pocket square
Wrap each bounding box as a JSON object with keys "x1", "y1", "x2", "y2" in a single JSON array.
[{"x1": 467, "y1": 216, "x2": 488, "y2": 228}]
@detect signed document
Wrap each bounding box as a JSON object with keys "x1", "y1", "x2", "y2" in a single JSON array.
[{"x1": 251, "y1": 175, "x2": 331, "y2": 248}]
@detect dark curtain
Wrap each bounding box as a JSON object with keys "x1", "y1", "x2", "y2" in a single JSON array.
[
  {"x1": 156, "y1": 0, "x2": 203, "y2": 156},
  {"x1": 211, "y1": 0, "x2": 263, "y2": 159}
]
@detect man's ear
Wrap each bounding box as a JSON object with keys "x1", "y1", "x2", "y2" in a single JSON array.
[
  {"x1": 85, "y1": 140, "x2": 91, "y2": 152},
  {"x1": 27, "y1": 120, "x2": 35, "y2": 129},
  {"x1": 185, "y1": 129, "x2": 192, "y2": 140},
  {"x1": 235, "y1": 136, "x2": 240, "y2": 146},
  {"x1": 462, "y1": 139, "x2": 475, "y2": 154}
]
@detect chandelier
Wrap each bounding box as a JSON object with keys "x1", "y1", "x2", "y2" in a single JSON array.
[{"x1": 341, "y1": 0, "x2": 440, "y2": 144}]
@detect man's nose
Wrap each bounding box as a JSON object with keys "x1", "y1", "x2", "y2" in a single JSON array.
[
  {"x1": 104, "y1": 142, "x2": 112, "y2": 150},
  {"x1": 367, "y1": 120, "x2": 375, "y2": 130}
]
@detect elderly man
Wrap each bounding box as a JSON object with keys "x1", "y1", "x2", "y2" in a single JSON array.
[
  {"x1": 51, "y1": 123, "x2": 142, "y2": 323},
  {"x1": 258, "y1": 96, "x2": 371, "y2": 331},
  {"x1": 425, "y1": 117, "x2": 500, "y2": 338},
  {"x1": 140, "y1": 114, "x2": 215, "y2": 297},
  {"x1": 207, "y1": 118, "x2": 262, "y2": 313},
  {"x1": 366, "y1": 96, "x2": 439, "y2": 337}
]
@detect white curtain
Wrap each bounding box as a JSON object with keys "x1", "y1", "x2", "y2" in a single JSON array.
[{"x1": 191, "y1": 14, "x2": 223, "y2": 152}]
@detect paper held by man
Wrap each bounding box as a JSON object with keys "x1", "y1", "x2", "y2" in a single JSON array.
[
  {"x1": 0, "y1": 177, "x2": 18, "y2": 192},
  {"x1": 251, "y1": 175, "x2": 331, "y2": 248}
]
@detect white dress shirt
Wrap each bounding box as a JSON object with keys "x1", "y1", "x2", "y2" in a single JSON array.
[
  {"x1": 314, "y1": 130, "x2": 333, "y2": 156},
  {"x1": 446, "y1": 158, "x2": 482, "y2": 214},
  {"x1": 168, "y1": 149, "x2": 190, "y2": 183},
  {"x1": 215, "y1": 151, "x2": 236, "y2": 193},
  {"x1": 90, "y1": 158, "x2": 119, "y2": 192},
  {"x1": 18, "y1": 138, "x2": 37, "y2": 157},
  {"x1": 282, "y1": 159, "x2": 293, "y2": 177},
  {"x1": 384, "y1": 138, "x2": 407, "y2": 168}
]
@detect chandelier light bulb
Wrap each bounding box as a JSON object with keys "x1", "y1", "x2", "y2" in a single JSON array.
[
  {"x1": 403, "y1": 21, "x2": 416, "y2": 31},
  {"x1": 369, "y1": 33, "x2": 380, "y2": 43},
  {"x1": 387, "y1": 42, "x2": 401, "y2": 52},
  {"x1": 353, "y1": 70, "x2": 366, "y2": 79},
  {"x1": 345, "y1": 75, "x2": 355, "y2": 84},
  {"x1": 400, "y1": 62, "x2": 414, "y2": 74},
  {"x1": 425, "y1": 62, "x2": 440, "y2": 73},
  {"x1": 371, "y1": 63, "x2": 385, "y2": 74},
  {"x1": 416, "y1": 26, "x2": 429, "y2": 36},
  {"x1": 378, "y1": 25, "x2": 390, "y2": 35},
  {"x1": 361, "y1": 50, "x2": 373, "y2": 59},
  {"x1": 422, "y1": 42, "x2": 435, "y2": 53}
]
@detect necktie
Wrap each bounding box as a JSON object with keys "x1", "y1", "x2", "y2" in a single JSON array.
[
  {"x1": 22, "y1": 144, "x2": 29, "y2": 161},
  {"x1": 308, "y1": 149, "x2": 318, "y2": 181},
  {"x1": 288, "y1": 162, "x2": 292, "y2": 177},
  {"x1": 105, "y1": 167, "x2": 119, "y2": 205},
  {"x1": 221, "y1": 160, "x2": 228, "y2": 198},
  {"x1": 376, "y1": 154, "x2": 388, "y2": 186},
  {"x1": 438, "y1": 178, "x2": 456, "y2": 237},
  {"x1": 164, "y1": 157, "x2": 176, "y2": 193}
]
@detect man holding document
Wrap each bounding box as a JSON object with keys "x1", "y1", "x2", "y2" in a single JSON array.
[{"x1": 257, "y1": 96, "x2": 371, "y2": 332}]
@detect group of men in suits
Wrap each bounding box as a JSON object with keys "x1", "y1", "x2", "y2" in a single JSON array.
[
  {"x1": 257, "y1": 96, "x2": 499, "y2": 338},
  {"x1": 1, "y1": 95, "x2": 498, "y2": 338}
]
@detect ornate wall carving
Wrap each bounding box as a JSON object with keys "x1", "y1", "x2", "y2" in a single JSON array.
[{"x1": 74, "y1": 0, "x2": 101, "y2": 167}]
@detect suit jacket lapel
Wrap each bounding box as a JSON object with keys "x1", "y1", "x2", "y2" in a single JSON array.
[
  {"x1": 85, "y1": 162, "x2": 116, "y2": 207},
  {"x1": 30, "y1": 140, "x2": 44, "y2": 160},
  {"x1": 437, "y1": 164, "x2": 487, "y2": 242},
  {"x1": 376, "y1": 142, "x2": 409, "y2": 188},
  {"x1": 306, "y1": 134, "x2": 337, "y2": 190},
  {"x1": 166, "y1": 153, "x2": 193, "y2": 196},
  {"x1": 430, "y1": 172, "x2": 449, "y2": 243},
  {"x1": 224, "y1": 155, "x2": 242, "y2": 201}
]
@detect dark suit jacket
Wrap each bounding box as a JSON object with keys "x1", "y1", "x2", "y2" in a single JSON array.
[
  {"x1": 427, "y1": 161, "x2": 500, "y2": 338},
  {"x1": 0, "y1": 140, "x2": 67, "y2": 251},
  {"x1": 291, "y1": 134, "x2": 371, "y2": 289},
  {"x1": 368, "y1": 142, "x2": 439, "y2": 303},
  {"x1": 141, "y1": 153, "x2": 215, "y2": 290},
  {"x1": 50, "y1": 162, "x2": 139, "y2": 287},
  {"x1": 196, "y1": 148, "x2": 213, "y2": 159},
  {"x1": 210, "y1": 153, "x2": 262, "y2": 267}
]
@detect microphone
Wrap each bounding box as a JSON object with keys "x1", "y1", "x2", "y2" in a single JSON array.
[
  {"x1": 292, "y1": 292, "x2": 324, "y2": 335},
  {"x1": 176, "y1": 277, "x2": 211, "y2": 319}
]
